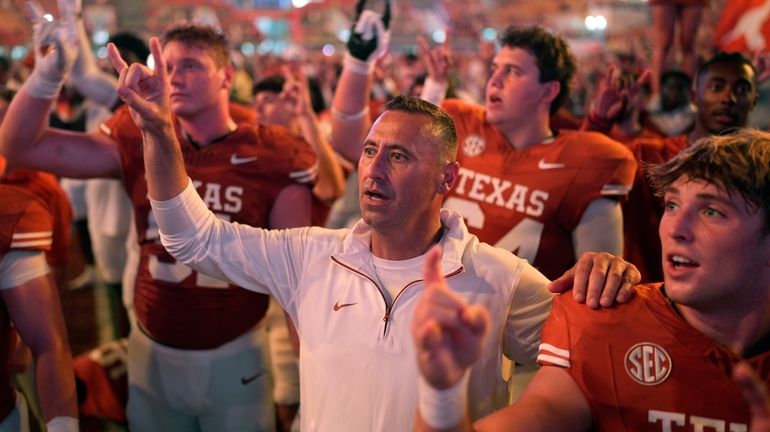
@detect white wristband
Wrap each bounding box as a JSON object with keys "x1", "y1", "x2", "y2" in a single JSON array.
[
  {"x1": 46, "y1": 416, "x2": 79, "y2": 432},
  {"x1": 418, "y1": 371, "x2": 470, "y2": 430},
  {"x1": 24, "y1": 70, "x2": 64, "y2": 100},
  {"x1": 343, "y1": 52, "x2": 374, "y2": 76},
  {"x1": 420, "y1": 77, "x2": 449, "y2": 106}
]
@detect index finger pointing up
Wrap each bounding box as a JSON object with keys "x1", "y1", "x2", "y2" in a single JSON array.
[
  {"x1": 107, "y1": 42, "x2": 128, "y2": 76},
  {"x1": 423, "y1": 244, "x2": 445, "y2": 291}
]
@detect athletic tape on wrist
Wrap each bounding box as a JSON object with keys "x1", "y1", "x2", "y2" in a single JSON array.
[
  {"x1": 418, "y1": 370, "x2": 470, "y2": 430},
  {"x1": 344, "y1": 52, "x2": 374, "y2": 76},
  {"x1": 46, "y1": 416, "x2": 79, "y2": 432},
  {"x1": 330, "y1": 105, "x2": 369, "y2": 121},
  {"x1": 420, "y1": 77, "x2": 449, "y2": 106},
  {"x1": 25, "y1": 71, "x2": 65, "y2": 100}
]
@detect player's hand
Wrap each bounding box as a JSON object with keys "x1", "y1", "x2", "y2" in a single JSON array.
[
  {"x1": 280, "y1": 64, "x2": 313, "y2": 118},
  {"x1": 547, "y1": 251, "x2": 639, "y2": 308},
  {"x1": 24, "y1": 0, "x2": 77, "y2": 99},
  {"x1": 590, "y1": 65, "x2": 651, "y2": 124},
  {"x1": 417, "y1": 33, "x2": 453, "y2": 84},
  {"x1": 56, "y1": 0, "x2": 81, "y2": 22},
  {"x1": 412, "y1": 245, "x2": 490, "y2": 390},
  {"x1": 108, "y1": 37, "x2": 171, "y2": 134},
  {"x1": 344, "y1": 0, "x2": 391, "y2": 74},
  {"x1": 734, "y1": 361, "x2": 770, "y2": 432},
  {"x1": 752, "y1": 51, "x2": 770, "y2": 84}
]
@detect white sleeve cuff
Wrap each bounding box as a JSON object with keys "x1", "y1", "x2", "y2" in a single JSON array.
[
  {"x1": 420, "y1": 77, "x2": 448, "y2": 106},
  {"x1": 149, "y1": 178, "x2": 210, "y2": 237},
  {"x1": 46, "y1": 416, "x2": 79, "y2": 432}
]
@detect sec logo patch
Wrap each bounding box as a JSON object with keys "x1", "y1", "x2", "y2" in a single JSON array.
[
  {"x1": 624, "y1": 342, "x2": 672, "y2": 386},
  {"x1": 462, "y1": 135, "x2": 485, "y2": 157}
]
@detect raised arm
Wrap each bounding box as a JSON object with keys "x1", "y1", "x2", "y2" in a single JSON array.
[
  {"x1": 281, "y1": 65, "x2": 345, "y2": 204},
  {"x1": 67, "y1": 0, "x2": 120, "y2": 109},
  {"x1": 417, "y1": 33, "x2": 452, "y2": 106},
  {"x1": 581, "y1": 65, "x2": 650, "y2": 135},
  {"x1": 0, "y1": 1, "x2": 121, "y2": 179},
  {"x1": 329, "y1": 0, "x2": 390, "y2": 163}
]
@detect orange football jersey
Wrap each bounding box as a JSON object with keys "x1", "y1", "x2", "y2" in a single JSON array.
[
  {"x1": 538, "y1": 283, "x2": 763, "y2": 431},
  {"x1": 441, "y1": 99, "x2": 636, "y2": 279},
  {"x1": 2, "y1": 168, "x2": 71, "y2": 265},
  {"x1": 101, "y1": 106, "x2": 317, "y2": 349}
]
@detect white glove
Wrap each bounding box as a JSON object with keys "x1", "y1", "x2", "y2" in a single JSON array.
[
  {"x1": 24, "y1": 0, "x2": 77, "y2": 99},
  {"x1": 66, "y1": 0, "x2": 119, "y2": 107}
]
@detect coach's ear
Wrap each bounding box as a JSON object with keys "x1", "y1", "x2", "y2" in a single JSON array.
[{"x1": 438, "y1": 161, "x2": 459, "y2": 194}]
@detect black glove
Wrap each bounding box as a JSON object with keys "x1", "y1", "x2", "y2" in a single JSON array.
[{"x1": 344, "y1": 0, "x2": 391, "y2": 74}]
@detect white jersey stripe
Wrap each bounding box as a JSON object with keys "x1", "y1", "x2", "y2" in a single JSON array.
[
  {"x1": 290, "y1": 166, "x2": 319, "y2": 180},
  {"x1": 11, "y1": 239, "x2": 53, "y2": 248},
  {"x1": 601, "y1": 184, "x2": 632, "y2": 196},
  {"x1": 537, "y1": 354, "x2": 570, "y2": 368},
  {"x1": 12, "y1": 231, "x2": 53, "y2": 239},
  {"x1": 291, "y1": 173, "x2": 317, "y2": 184},
  {"x1": 538, "y1": 343, "x2": 570, "y2": 358}
]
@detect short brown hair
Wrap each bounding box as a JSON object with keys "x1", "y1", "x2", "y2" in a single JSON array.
[
  {"x1": 499, "y1": 26, "x2": 576, "y2": 116},
  {"x1": 649, "y1": 129, "x2": 770, "y2": 231},
  {"x1": 161, "y1": 23, "x2": 230, "y2": 68},
  {"x1": 383, "y1": 95, "x2": 457, "y2": 163}
]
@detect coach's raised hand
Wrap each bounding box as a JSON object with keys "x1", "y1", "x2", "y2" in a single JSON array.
[
  {"x1": 108, "y1": 37, "x2": 171, "y2": 133},
  {"x1": 108, "y1": 37, "x2": 186, "y2": 200}
]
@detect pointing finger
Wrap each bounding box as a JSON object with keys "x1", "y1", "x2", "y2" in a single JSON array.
[
  {"x1": 734, "y1": 362, "x2": 770, "y2": 421},
  {"x1": 107, "y1": 43, "x2": 128, "y2": 76},
  {"x1": 423, "y1": 245, "x2": 444, "y2": 291},
  {"x1": 149, "y1": 37, "x2": 166, "y2": 80},
  {"x1": 635, "y1": 68, "x2": 652, "y2": 90},
  {"x1": 417, "y1": 35, "x2": 431, "y2": 57},
  {"x1": 26, "y1": 0, "x2": 45, "y2": 24}
]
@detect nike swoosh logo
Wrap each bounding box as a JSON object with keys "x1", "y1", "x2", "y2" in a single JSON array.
[
  {"x1": 231, "y1": 155, "x2": 258, "y2": 165},
  {"x1": 538, "y1": 159, "x2": 565, "y2": 169},
  {"x1": 333, "y1": 301, "x2": 357, "y2": 311},
  {"x1": 241, "y1": 371, "x2": 264, "y2": 385}
]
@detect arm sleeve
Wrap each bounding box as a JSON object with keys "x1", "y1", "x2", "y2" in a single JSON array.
[
  {"x1": 572, "y1": 198, "x2": 624, "y2": 257},
  {"x1": 150, "y1": 178, "x2": 308, "y2": 312},
  {"x1": 0, "y1": 250, "x2": 50, "y2": 289},
  {"x1": 503, "y1": 263, "x2": 553, "y2": 364},
  {"x1": 419, "y1": 77, "x2": 448, "y2": 106}
]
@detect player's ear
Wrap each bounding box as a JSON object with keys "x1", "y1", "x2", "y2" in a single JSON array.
[
  {"x1": 540, "y1": 80, "x2": 560, "y2": 106},
  {"x1": 222, "y1": 63, "x2": 234, "y2": 89},
  {"x1": 438, "y1": 161, "x2": 459, "y2": 194}
]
